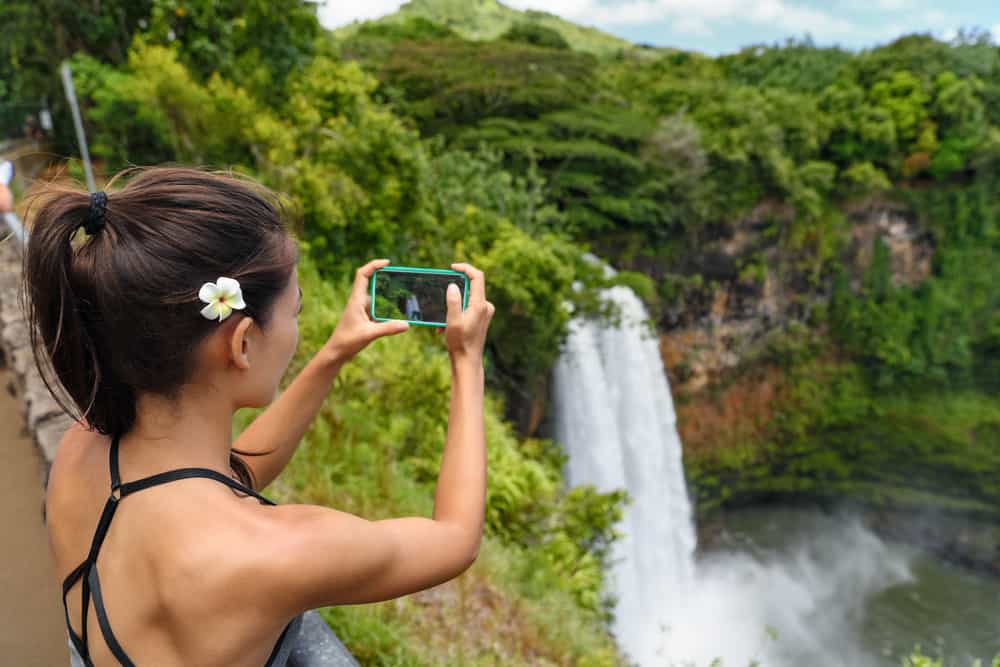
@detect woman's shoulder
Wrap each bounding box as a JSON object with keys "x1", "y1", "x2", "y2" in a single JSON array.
[
  {"x1": 46, "y1": 422, "x2": 104, "y2": 512},
  {"x1": 45, "y1": 422, "x2": 111, "y2": 578},
  {"x1": 49, "y1": 419, "x2": 99, "y2": 470},
  {"x1": 143, "y1": 492, "x2": 308, "y2": 641}
]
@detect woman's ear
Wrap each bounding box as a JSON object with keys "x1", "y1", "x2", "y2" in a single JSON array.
[{"x1": 228, "y1": 316, "x2": 254, "y2": 370}]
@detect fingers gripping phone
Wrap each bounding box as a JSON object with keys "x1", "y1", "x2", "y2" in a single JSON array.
[{"x1": 370, "y1": 266, "x2": 470, "y2": 328}]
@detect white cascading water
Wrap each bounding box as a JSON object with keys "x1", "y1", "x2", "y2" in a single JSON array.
[
  {"x1": 552, "y1": 280, "x2": 697, "y2": 665},
  {"x1": 551, "y1": 269, "x2": 913, "y2": 667}
]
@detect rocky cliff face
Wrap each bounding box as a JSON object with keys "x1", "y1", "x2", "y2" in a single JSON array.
[
  {"x1": 648, "y1": 201, "x2": 1000, "y2": 575},
  {"x1": 661, "y1": 199, "x2": 933, "y2": 397}
]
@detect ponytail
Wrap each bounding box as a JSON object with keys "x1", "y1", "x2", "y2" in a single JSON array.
[{"x1": 21, "y1": 185, "x2": 134, "y2": 435}]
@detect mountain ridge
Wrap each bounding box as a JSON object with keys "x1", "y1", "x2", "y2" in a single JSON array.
[{"x1": 330, "y1": 0, "x2": 643, "y2": 57}]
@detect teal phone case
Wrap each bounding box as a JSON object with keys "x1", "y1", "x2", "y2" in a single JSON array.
[{"x1": 370, "y1": 265, "x2": 470, "y2": 328}]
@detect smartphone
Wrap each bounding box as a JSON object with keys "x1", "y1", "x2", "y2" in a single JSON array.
[
  {"x1": 370, "y1": 266, "x2": 470, "y2": 328},
  {"x1": 0, "y1": 161, "x2": 13, "y2": 186}
]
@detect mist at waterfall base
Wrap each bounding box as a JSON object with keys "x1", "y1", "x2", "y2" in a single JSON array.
[
  {"x1": 549, "y1": 284, "x2": 981, "y2": 667},
  {"x1": 671, "y1": 515, "x2": 912, "y2": 667}
]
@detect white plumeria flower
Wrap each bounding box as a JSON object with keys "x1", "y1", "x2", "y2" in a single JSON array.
[{"x1": 198, "y1": 277, "x2": 246, "y2": 322}]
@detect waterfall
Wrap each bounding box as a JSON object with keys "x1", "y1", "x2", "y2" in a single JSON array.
[
  {"x1": 552, "y1": 282, "x2": 697, "y2": 666},
  {"x1": 550, "y1": 273, "x2": 915, "y2": 667}
]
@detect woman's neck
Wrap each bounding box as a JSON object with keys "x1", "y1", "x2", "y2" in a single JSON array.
[{"x1": 122, "y1": 386, "x2": 236, "y2": 477}]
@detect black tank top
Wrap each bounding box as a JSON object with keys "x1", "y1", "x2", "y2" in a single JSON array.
[{"x1": 61, "y1": 433, "x2": 300, "y2": 666}]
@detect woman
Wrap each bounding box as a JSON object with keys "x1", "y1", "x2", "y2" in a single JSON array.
[{"x1": 23, "y1": 167, "x2": 494, "y2": 666}]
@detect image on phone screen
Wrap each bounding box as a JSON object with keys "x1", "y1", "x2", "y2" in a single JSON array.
[{"x1": 371, "y1": 268, "x2": 468, "y2": 327}]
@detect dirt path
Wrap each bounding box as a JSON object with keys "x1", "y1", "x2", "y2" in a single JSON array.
[{"x1": 0, "y1": 368, "x2": 68, "y2": 665}]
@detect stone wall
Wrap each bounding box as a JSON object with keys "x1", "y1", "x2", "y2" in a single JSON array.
[
  {"x1": 0, "y1": 236, "x2": 73, "y2": 476},
  {"x1": 1, "y1": 142, "x2": 71, "y2": 476}
]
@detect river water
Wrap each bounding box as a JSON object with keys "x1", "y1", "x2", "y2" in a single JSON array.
[{"x1": 551, "y1": 277, "x2": 1000, "y2": 667}]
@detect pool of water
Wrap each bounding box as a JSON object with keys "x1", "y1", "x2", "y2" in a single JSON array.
[{"x1": 694, "y1": 505, "x2": 1000, "y2": 667}]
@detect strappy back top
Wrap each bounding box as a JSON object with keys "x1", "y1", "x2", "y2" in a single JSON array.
[{"x1": 61, "y1": 434, "x2": 302, "y2": 667}]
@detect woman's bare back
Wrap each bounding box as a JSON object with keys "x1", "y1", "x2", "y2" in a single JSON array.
[{"x1": 47, "y1": 425, "x2": 296, "y2": 667}]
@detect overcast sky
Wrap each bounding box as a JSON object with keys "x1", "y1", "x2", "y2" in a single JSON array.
[{"x1": 318, "y1": 0, "x2": 1000, "y2": 55}]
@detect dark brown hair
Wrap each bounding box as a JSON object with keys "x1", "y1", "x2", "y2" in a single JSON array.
[{"x1": 20, "y1": 167, "x2": 299, "y2": 488}]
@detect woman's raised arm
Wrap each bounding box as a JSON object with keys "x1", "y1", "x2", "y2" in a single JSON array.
[
  {"x1": 233, "y1": 259, "x2": 409, "y2": 489},
  {"x1": 245, "y1": 263, "x2": 494, "y2": 614}
]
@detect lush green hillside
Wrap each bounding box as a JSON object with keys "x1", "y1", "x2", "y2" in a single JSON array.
[
  {"x1": 328, "y1": 18, "x2": 1000, "y2": 571},
  {"x1": 331, "y1": 0, "x2": 640, "y2": 57}
]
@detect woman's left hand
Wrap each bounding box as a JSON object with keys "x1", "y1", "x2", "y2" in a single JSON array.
[{"x1": 325, "y1": 259, "x2": 409, "y2": 362}]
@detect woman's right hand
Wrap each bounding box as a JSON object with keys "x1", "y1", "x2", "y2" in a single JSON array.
[
  {"x1": 445, "y1": 262, "x2": 494, "y2": 362},
  {"x1": 325, "y1": 259, "x2": 409, "y2": 363}
]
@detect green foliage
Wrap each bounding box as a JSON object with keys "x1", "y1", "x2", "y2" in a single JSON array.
[
  {"x1": 347, "y1": 24, "x2": 1000, "y2": 282},
  {"x1": 142, "y1": 0, "x2": 320, "y2": 104},
  {"x1": 0, "y1": 0, "x2": 152, "y2": 85},
  {"x1": 69, "y1": 43, "x2": 263, "y2": 168},
  {"x1": 720, "y1": 38, "x2": 852, "y2": 93},
  {"x1": 830, "y1": 187, "x2": 1000, "y2": 388},
  {"x1": 868, "y1": 70, "x2": 932, "y2": 152},
  {"x1": 902, "y1": 648, "x2": 1000, "y2": 667},
  {"x1": 424, "y1": 142, "x2": 565, "y2": 236},
  {"x1": 688, "y1": 357, "x2": 1000, "y2": 521},
  {"x1": 275, "y1": 55, "x2": 433, "y2": 271},
  {"x1": 0, "y1": 0, "x2": 317, "y2": 153},
  {"x1": 447, "y1": 218, "x2": 580, "y2": 398},
  {"x1": 387, "y1": 48, "x2": 694, "y2": 239},
  {"x1": 850, "y1": 34, "x2": 999, "y2": 89},
  {"x1": 354, "y1": 16, "x2": 457, "y2": 42},
  {"x1": 376, "y1": 38, "x2": 597, "y2": 134},
  {"x1": 606, "y1": 271, "x2": 657, "y2": 305},
  {"x1": 318, "y1": 605, "x2": 427, "y2": 666},
  {"x1": 501, "y1": 22, "x2": 570, "y2": 50},
  {"x1": 840, "y1": 161, "x2": 892, "y2": 197}
]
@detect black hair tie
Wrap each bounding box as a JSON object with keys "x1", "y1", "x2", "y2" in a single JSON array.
[{"x1": 84, "y1": 191, "x2": 107, "y2": 235}]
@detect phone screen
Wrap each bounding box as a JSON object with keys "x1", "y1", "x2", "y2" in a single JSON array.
[{"x1": 371, "y1": 268, "x2": 468, "y2": 327}]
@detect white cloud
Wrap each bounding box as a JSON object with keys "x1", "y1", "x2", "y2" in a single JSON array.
[
  {"x1": 503, "y1": 0, "x2": 855, "y2": 37},
  {"x1": 674, "y1": 15, "x2": 714, "y2": 37},
  {"x1": 993, "y1": 24, "x2": 1000, "y2": 43},
  {"x1": 922, "y1": 9, "x2": 948, "y2": 25},
  {"x1": 317, "y1": 0, "x2": 857, "y2": 41},
  {"x1": 873, "y1": 0, "x2": 911, "y2": 9},
  {"x1": 837, "y1": 0, "x2": 915, "y2": 12},
  {"x1": 318, "y1": 1, "x2": 408, "y2": 29}
]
